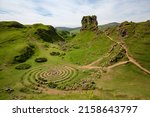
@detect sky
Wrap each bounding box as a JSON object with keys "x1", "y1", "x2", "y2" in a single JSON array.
[{"x1": 0, "y1": 0, "x2": 150, "y2": 27}]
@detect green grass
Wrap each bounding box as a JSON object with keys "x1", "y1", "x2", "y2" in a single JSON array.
[
  {"x1": 0, "y1": 21, "x2": 150, "y2": 100},
  {"x1": 65, "y1": 31, "x2": 113, "y2": 65},
  {"x1": 97, "y1": 63, "x2": 150, "y2": 99},
  {"x1": 124, "y1": 21, "x2": 150, "y2": 70},
  {"x1": 70, "y1": 28, "x2": 80, "y2": 34},
  {"x1": 107, "y1": 21, "x2": 150, "y2": 70},
  {"x1": 95, "y1": 44, "x2": 128, "y2": 67},
  {"x1": 0, "y1": 29, "x2": 28, "y2": 65}
]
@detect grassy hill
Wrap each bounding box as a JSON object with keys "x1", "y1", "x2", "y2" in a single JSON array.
[
  {"x1": 105, "y1": 21, "x2": 150, "y2": 70},
  {"x1": 56, "y1": 27, "x2": 80, "y2": 31},
  {"x1": 0, "y1": 22, "x2": 63, "y2": 65},
  {"x1": 57, "y1": 22, "x2": 119, "y2": 34},
  {"x1": 99, "y1": 22, "x2": 119, "y2": 30},
  {"x1": 64, "y1": 30, "x2": 113, "y2": 65},
  {"x1": 0, "y1": 20, "x2": 150, "y2": 100}
]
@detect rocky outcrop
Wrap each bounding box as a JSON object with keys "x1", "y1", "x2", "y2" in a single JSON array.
[
  {"x1": 35, "y1": 25, "x2": 64, "y2": 42},
  {"x1": 80, "y1": 15, "x2": 98, "y2": 31},
  {"x1": 13, "y1": 45, "x2": 35, "y2": 63}
]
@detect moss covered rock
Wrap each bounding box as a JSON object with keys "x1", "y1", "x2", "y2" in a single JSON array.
[
  {"x1": 15, "y1": 64, "x2": 31, "y2": 70},
  {"x1": 13, "y1": 45, "x2": 35, "y2": 63},
  {"x1": 35, "y1": 26, "x2": 64, "y2": 43},
  {"x1": 80, "y1": 15, "x2": 98, "y2": 31},
  {"x1": 50, "y1": 52, "x2": 60, "y2": 56},
  {"x1": 35, "y1": 57, "x2": 47, "y2": 63}
]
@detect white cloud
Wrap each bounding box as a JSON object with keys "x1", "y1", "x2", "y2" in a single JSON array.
[{"x1": 0, "y1": 0, "x2": 150, "y2": 27}]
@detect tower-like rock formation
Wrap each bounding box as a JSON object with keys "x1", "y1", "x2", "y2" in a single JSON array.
[{"x1": 80, "y1": 15, "x2": 98, "y2": 31}]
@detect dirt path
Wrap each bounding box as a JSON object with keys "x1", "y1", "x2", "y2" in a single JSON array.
[
  {"x1": 80, "y1": 36, "x2": 128, "y2": 71},
  {"x1": 106, "y1": 36, "x2": 150, "y2": 75},
  {"x1": 80, "y1": 66, "x2": 102, "y2": 70},
  {"x1": 79, "y1": 35, "x2": 150, "y2": 75},
  {"x1": 107, "y1": 60, "x2": 129, "y2": 69},
  {"x1": 86, "y1": 53, "x2": 110, "y2": 67},
  {"x1": 80, "y1": 53, "x2": 110, "y2": 70},
  {"x1": 80, "y1": 43, "x2": 116, "y2": 69},
  {"x1": 81, "y1": 60, "x2": 130, "y2": 71}
]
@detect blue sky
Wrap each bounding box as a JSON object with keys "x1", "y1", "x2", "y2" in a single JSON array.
[{"x1": 0, "y1": 0, "x2": 150, "y2": 27}]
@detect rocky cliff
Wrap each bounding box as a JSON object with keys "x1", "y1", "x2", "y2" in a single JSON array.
[{"x1": 80, "y1": 15, "x2": 98, "y2": 31}]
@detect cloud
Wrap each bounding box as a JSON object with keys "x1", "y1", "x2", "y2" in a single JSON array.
[{"x1": 0, "y1": 0, "x2": 150, "y2": 27}]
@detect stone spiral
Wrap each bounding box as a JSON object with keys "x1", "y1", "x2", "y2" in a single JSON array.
[{"x1": 20, "y1": 65, "x2": 78, "y2": 92}]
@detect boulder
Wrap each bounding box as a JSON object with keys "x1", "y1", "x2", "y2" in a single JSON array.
[{"x1": 80, "y1": 15, "x2": 98, "y2": 31}]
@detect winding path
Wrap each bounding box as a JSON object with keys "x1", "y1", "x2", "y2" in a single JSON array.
[
  {"x1": 107, "y1": 36, "x2": 150, "y2": 75},
  {"x1": 80, "y1": 35, "x2": 150, "y2": 75}
]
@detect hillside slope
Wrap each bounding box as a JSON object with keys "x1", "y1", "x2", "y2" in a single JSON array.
[
  {"x1": 57, "y1": 22, "x2": 119, "y2": 34},
  {"x1": 0, "y1": 19, "x2": 150, "y2": 100},
  {"x1": 64, "y1": 30, "x2": 113, "y2": 65},
  {"x1": 105, "y1": 21, "x2": 150, "y2": 70},
  {"x1": 0, "y1": 22, "x2": 63, "y2": 66}
]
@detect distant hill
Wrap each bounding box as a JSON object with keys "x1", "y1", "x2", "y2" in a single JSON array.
[
  {"x1": 99, "y1": 22, "x2": 120, "y2": 30},
  {"x1": 56, "y1": 22, "x2": 119, "y2": 33},
  {"x1": 55, "y1": 27, "x2": 80, "y2": 31},
  {"x1": 0, "y1": 21, "x2": 24, "y2": 28}
]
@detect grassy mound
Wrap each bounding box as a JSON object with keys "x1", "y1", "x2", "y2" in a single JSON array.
[
  {"x1": 15, "y1": 64, "x2": 31, "y2": 70},
  {"x1": 35, "y1": 26, "x2": 64, "y2": 42},
  {"x1": 13, "y1": 45, "x2": 35, "y2": 63},
  {"x1": 0, "y1": 21, "x2": 24, "y2": 28},
  {"x1": 50, "y1": 52, "x2": 60, "y2": 56},
  {"x1": 106, "y1": 21, "x2": 150, "y2": 70},
  {"x1": 35, "y1": 57, "x2": 47, "y2": 63},
  {"x1": 65, "y1": 30, "x2": 113, "y2": 65}
]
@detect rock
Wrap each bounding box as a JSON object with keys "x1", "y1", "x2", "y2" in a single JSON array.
[
  {"x1": 118, "y1": 27, "x2": 128, "y2": 37},
  {"x1": 15, "y1": 64, "x2": 31, "y2": 70},
  {"x1": 13, "y1": 45, "x2": 35, "y2": 63},
  {"x1": 35, "y1": 26, "x2": 64, "y2": 43},
  {"x1": 50, "y1": 52, "x2": 60, "y2": 56},
  {"x1": 80, "y1": 15, "x2": 98, "y2": 31},
  {"x1": 5, "y1": 87, "x2": 14, "y2": 93},
  {"x1": 35, "y1": 57, "x2": 47, "y2": 63},
  {"x1": 121, "y1": 29, "x2": 128, "y2": 37}
]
